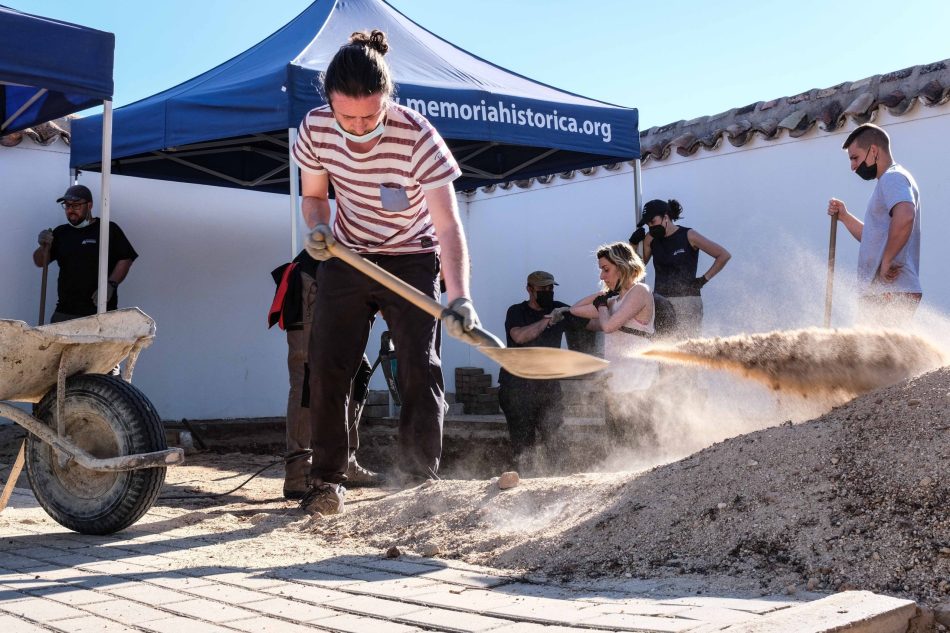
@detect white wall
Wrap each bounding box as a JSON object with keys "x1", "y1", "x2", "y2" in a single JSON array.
[
  {"x1": 2, "y1": 143, "x2": 75, "y2": 325},
  {"x1": 3, "y1": 102, "x2": 947, "y2": 420},
  {"x1": 1, "y1": 142, "x2": 293, "y2": 420},
  {"x1": 461, "y1": 102, "x2": 950, "y2": 379}
]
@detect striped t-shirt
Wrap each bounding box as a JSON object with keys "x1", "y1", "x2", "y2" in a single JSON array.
[{"x1": 292, "y1": 103, "x2": 461, "y2": 255}]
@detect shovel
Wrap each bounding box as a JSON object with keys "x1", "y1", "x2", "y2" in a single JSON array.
[
  {"x1": 326, "y1": 243, "x2": 609, "y2": 380},
  {"x1": 824, "y1": 215, "x2": 837, "y2": 328}
]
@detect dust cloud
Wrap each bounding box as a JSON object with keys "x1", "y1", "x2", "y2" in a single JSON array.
[
  {"x1": 640, "y1": 327, "x2": 946, "y2": 397},
  {"x1": 588, "y1": 326, "x2": 946, "y2": 475}
]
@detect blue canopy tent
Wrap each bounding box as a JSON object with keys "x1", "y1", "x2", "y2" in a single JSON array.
[
  {"x1": 71, "y1": 0, "x2": 642, "y2": 252},
  {"x1": 1, "y1": 5, "x2": 116, "y2": 314}
]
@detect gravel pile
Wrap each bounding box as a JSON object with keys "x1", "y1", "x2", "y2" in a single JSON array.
[{"x1": 326, "y1": 365, "x2": 950, "y2": 609}]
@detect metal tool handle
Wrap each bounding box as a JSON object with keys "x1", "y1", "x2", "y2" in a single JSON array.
[
  {"x1": 824, "y1": 215, "x2": 838, "y2": 328},
  {"x1": 326, "y1": 242, "x2": 503, "y2": 348}
]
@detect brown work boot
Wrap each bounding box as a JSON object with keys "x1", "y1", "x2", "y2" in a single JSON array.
[
  {"x1": 345, "y1": 457, "x2": 381, "y2": 487},
  {"x1": 299, "y1": 483, "x2": 344, "y2": 515}
]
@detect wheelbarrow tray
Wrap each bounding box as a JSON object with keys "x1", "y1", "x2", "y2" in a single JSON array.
[{"x1": 0, "y1": 308, "x2": 155, "y2": 403}]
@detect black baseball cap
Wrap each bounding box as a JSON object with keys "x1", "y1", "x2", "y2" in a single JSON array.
[
  {"x1": 56, "y1": 184, "x2": 93, "y2": 204},
  {"x1": 636, "y1": 199, "x2": 670, "y2": 227}
]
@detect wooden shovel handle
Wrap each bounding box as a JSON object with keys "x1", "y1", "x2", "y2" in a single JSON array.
[
  {"x1": 326, "y1": 242, "x2": 503, "y2": 348},
  {"x1": 824, "y1": 215, "x2": 838, "y2": 327}
]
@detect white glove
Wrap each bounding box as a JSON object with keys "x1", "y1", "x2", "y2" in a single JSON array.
[
  {"x1": 444, "y1": 297, "x2": 482, "y2": 344},
  {"x1": 37, "y1": 229, "x2": 53, "y2": 248},
  {"x1": 548, "y1": 306, "x2": 570, "y2": 325},
  {"x1": 92, "y1": 281, "x2": 117, "y2": 306},
  {"x1": 305, "y1": 223, "x2": 335, "y2": 261}
]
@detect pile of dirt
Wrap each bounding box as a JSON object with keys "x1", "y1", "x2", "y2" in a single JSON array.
[{"x1": 319, "y1": 365, "x2": 950, "y2": 608}]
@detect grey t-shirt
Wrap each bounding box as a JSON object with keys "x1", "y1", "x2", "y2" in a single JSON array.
[{"x1": 856, "y1": 164, "x2": 921, "y2": 295}]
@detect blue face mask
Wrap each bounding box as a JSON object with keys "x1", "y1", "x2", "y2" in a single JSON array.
[
  {"x1": 332, "y1": 119, "x2": 385, "y2": 143},
  {"x1": 70, "y1": 219, "x2": 91, "y2": 229}
]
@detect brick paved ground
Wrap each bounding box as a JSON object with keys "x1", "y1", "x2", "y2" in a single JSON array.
[{"x1": 0, "y1": 487, "x2": 918, "y2": 632}]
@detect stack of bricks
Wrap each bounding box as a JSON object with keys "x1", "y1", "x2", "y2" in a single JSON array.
[{"x1": 454, "y1": 367, "x2": 500, "y2": 415}]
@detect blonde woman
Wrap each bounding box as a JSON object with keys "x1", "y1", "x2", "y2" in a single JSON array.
[{"x1": 565, "y1": 242, "x2": 659, "y2": 443}]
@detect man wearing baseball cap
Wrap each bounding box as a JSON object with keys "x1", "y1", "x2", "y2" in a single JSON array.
[
  {"x1": 498, "y1": 270, "x2": 575, "y2": 473},
  {"x1": 33, "y1": 184, "x2": 138, "y2": 322}
]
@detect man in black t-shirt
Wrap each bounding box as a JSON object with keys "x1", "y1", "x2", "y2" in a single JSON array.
[
  {"x1": 498, "y1": 270, "x2": 574, "y2": 473},
  {"x1": 33, "y1": 185, "x2": 138, "y2": 323}
]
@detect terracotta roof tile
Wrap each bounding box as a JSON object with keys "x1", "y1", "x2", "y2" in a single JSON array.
[
  {"x1": 0, "y1": 117, "x2": 71, "y2": 148},
  {"x1": 637, "y1": 58, "x2": 950, "y2": 163}
]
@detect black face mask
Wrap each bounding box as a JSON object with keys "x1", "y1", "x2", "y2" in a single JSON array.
[
  {"x1": 648, "y1": 225, "x2": 666, "y2": 240},
  {"x1": 855, "y1": 147, "x2": 877, "y2": 181},
  {"x1": 535, "y1": 290, "x2": 555, "y2": 312}
]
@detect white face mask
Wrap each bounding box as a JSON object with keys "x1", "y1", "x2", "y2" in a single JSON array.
[
  {"x1": 70, "y1": 218, "x2": 91, "y2": 229},
  {"x1": 332, "y1": 119, "x2": 385, "y2": 143}
]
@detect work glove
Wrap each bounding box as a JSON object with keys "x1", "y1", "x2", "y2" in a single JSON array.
[
  {"x1": 629, "y1": 226, "x2": 646, "y2": 245},
  {"x1": 694, "y1": 275, "x2": 708, "y2": 290},
  {"x1": 37, "y1": 229, "x2": 53, "y2": 248},
  {"x1": 92, "y1": 281, "x2": 117, "y2": 306},
  {"x1": 548, "y1": 306, "x2": 571, "y2": 325},
  {"x1": 444, "y1": 297, "x2": 482, "y2": 344},
  {"x1": 592, "y1": 290, "x2": 618, "y2": 309},
  {"x1": 305, "y1": 223, "x2": 335, "y2": 261}
]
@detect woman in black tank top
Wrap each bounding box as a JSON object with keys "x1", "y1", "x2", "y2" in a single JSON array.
[{"x1": 631, "y1": 199, "x2": 731, "y2": 337}]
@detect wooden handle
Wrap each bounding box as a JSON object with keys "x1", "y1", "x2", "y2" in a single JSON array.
[
  {"x1": 824, "y1": 216, "x2": 838, "y2": 328},
  {"x1": 326, "y1": 242, "x2": 503, "y2": 348},
  {"x1": 0, "y1": 440, "x2": 26, "y2": 513},
  {"x1": 328, "y1": 243, "x2": 446, "y2": 319},
  {"x1": 38, "y1": 260, "x2": 49, "y2": 326}
]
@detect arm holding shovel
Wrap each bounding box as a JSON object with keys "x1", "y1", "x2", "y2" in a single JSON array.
[
  {"x1": 33, "y1": 228, "x2": 54, "y2": 267},
  {"x1": 827, "y1": 198, "x2": 863, "y2": 242},
  {"x1": 426, "y1": 183, "x2": 483, "y2": 345},
  {"x1": 301, "y1": 172, "x2": 333, "y2": 258}
]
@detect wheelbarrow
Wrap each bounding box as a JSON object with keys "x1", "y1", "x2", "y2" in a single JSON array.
[{"x1": 0, "y1": 308, "x2": 184, "y2": 535}]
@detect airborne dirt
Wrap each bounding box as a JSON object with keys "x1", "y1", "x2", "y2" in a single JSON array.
[{"x1": 642, "y1": 327, "x2": 945, "y2": 397}]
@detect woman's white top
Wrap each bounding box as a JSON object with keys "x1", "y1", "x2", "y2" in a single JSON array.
[{"x1": 603, "y1": 283, "x2": 658, "y2": 392}]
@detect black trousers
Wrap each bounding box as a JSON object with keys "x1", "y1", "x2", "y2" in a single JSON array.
[
  {"x1": 308, "y1": 253, "x2": 444, "y2": 483},
  {"x1": 498, "y1": 380, "x2": 563, "y2": 456}
]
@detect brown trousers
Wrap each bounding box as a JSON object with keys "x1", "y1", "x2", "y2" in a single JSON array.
[
  {"x1": 284, "y1": 272, "x2": 317, "y2": 490},
  {"x1": 286, "y1": 271, "x2": 368, "y2": 489}
]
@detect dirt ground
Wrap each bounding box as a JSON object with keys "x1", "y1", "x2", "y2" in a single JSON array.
[{"x1": 2, "y1": 357, "x2": 948, "y2": 615}]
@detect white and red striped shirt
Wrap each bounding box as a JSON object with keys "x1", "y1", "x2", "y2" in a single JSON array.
[{"x1": 292, "y1": 103, "x2": 461, "y2": 255}]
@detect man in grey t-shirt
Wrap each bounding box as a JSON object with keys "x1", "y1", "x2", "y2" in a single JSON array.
[{"x1": 827, "y1": 123, "x2": 922, "y2": 325}]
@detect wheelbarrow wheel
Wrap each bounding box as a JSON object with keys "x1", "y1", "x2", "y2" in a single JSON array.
[{"x1": 26, "y1": 374, "x2": 167, "y2": 535}]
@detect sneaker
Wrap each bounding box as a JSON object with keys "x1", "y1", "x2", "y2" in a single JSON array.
[
  {"x1": 345, "y1": 458, "x2": 381, "y2": 487},
  {"x1": 299, "y1": 483, "x2": 345, "y2": 515}
]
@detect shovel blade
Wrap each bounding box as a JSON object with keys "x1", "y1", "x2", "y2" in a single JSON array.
[{"x1": 478, "y1": 346, "x2": 609, "y2": 380}]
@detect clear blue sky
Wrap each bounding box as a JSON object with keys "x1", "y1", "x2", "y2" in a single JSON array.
[{"x1": 11, "y1": 0, "x2": 950, "y2": 129}]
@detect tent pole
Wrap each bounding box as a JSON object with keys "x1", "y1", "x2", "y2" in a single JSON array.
[
  {"x1": 632, "y1": 158, "x2": 643, "y2": 258},
  {"x1": 96, "y1": 99, "x2": 113, "y2": 314},
  {"x1": 288, "y1": 127, "x2": 301, "y2": 259},
  {"x1": 633, "y1": 158, "x2": 643, "y2": 223}
]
